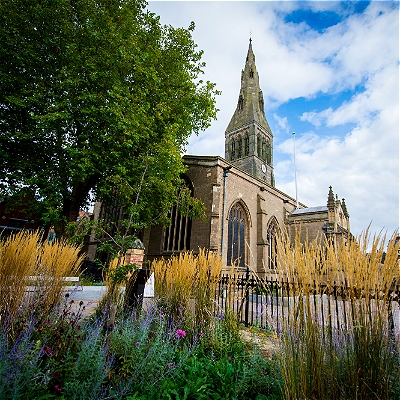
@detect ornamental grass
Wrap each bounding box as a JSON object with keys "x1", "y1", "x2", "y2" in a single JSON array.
[
  {"x1": 151, "y1": 249, "x2": 223, "y2": 332},
  {"x1": 0, "y1": 230, "x2": 83, "y2": 337},
  {"x1": 276, "y1": 229, "x2": 400, "y2": 400}
]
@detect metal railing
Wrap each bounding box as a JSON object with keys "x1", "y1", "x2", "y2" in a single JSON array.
[{"x1": 214, "y1": 269, "x2": 400, "y2": 335}]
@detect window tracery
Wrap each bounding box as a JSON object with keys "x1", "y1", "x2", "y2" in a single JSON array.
[
  {"x1": 267, "y1": 219, "x2": 280, "y2": 269},
  {"x1": 227, "y1": 203, "x2": 247, "y2": 267},
  {"x1": 163, "y1": 177, "x2": 193, "y2": 252}
]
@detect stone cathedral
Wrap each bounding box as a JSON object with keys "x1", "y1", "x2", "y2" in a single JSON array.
[{"x1": 142, "y1": 40, "x2": 350, "y2": 273}]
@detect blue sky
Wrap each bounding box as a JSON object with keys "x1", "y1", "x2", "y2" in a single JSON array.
[{"x1": 147, "y1": 1, "x2": 399, "y2": 240}]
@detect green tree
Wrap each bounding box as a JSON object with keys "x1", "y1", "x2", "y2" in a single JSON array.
[{"x1": 0, "y1": 0, "x2": 218, "y2": 232}]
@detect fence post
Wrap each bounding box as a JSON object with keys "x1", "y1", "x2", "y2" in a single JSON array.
[{"x1": 244, "y1": 267, "x2": 250, "y2": 326}]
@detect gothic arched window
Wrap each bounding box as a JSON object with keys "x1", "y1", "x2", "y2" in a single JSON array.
[
  {"x1": 163, "y1": 177, "x2": 193, "y2": 252},
  {"x1": 267, "y1": 219, "x2": 280, "y2": 270},
  {"x1": 231, "y1": 140, "x2": 236, "y2": 160},
  {"x1": 227, "y1": 203, "x2": 247, "y2": 267},
  {"x1": 238, "y1": 95, "x2": 244, "y2": 111},
  {"x1": 257, "y1": 135, "x2": 262, "y2": 157},
  {"x1": 250, "y1": 69, "x2": 254, "y2": 79},
  {"x1": 266, "y1": 143, "x2": 271, "y2": 165},
  {"x1": 237, "y1": 138, "x2": 242, "y2": 158},
  {"x1": 244, "y1": 135, "x2": 249, "y2": 156}
]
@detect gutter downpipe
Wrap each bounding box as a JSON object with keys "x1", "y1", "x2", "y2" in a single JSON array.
[{"x1": 221, "y1": 166, "x2": 232, "y2": 258}]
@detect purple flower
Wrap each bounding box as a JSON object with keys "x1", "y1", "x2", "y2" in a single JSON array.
[
  {"x1": 135, "y1": 341, "x2": 140, "y2": 346},
  {"x1": 176, "y1": 329, "x2": 186, "y2": 339}
]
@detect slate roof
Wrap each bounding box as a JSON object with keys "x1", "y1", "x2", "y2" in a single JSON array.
[{"x1": 291, "y1": 206, "x2": 328, "y2": 215}]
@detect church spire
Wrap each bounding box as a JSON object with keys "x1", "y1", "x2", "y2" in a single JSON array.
[
  {"x1": 225, "y1": 39, "x2": 274, "y2": 185},
  {"x1": 226, "y1": 39, "x2": 271, "y2": 133}
]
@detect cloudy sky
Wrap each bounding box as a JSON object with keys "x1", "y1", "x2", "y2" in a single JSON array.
[{"x1": 147, "y1": 1, "x2": 399, "y2": 240}]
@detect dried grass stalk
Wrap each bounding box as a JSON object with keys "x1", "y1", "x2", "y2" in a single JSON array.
[
  {"x1": 276, "y1": 228, "x2": 400, "y2": 400},
  {"x1": 0, "y1": 230, "x2": 84, "y2": 329},
  {"x1": 151, "y1": 249, "x2": 222, "y2": 329}
]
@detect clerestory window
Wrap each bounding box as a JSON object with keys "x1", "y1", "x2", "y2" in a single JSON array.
[{"x1": 163, "y1": 177, "x2": 193, "y2": 252}]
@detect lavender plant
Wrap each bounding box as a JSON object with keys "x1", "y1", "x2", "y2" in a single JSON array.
[
  {"x1": 0, "y1": 318, "x2": 42, "y2": 399},
  {"x1": 61, "y1": 325, "x2": 111, "y2": 399}
]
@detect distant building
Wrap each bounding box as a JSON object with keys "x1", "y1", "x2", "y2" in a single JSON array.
[
  {"x1": 0, "y1": 196, "x2": 42, "y2": 238},
  {"x1": 142, "y1": 39, "x2": 351, "y2": 274}
]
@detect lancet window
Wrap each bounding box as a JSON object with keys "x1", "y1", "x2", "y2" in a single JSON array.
[
  {"x1": 238, "y1": 95, "x2": 244, "y2": 111},
  {"x1": 237, "y1": 138, "x2": 242, "y2": 159},
  {"x1": 231, "y1": 140, "x2": 236, "y2": 160},
  {"x1": 267, "y1": 219, "x2": 279, "y2": 270},
  {"x1": 227, "y1": 203, "x2": 247, "y2": 268},
  {"x1": 244, "y1": 135, "x2": 249, "y2": 156}
]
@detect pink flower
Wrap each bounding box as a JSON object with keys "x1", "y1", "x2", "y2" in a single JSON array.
[
  {"x1": 135, "y1": 341, "x2": 140, "y2": 346},
  {"x1": 55, "y1": 384, "x2": 63, "y2": 392},
  {"x1": 176, "y1": 329, "x2": 186, "y2": 339},
  {"x1": 42, "y1": 345, "x2": 53, "y2": 357}
]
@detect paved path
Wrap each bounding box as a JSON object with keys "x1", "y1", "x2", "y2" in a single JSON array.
[{"x1": 65, "y1": 286, "x2": 108, "y2": 317}]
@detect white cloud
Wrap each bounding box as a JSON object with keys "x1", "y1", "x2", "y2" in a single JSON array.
[
  {"x1": 273, "y1": 113, "x2": 290, "y2": 133},
  {"x1": 147, "y1": 1, "x2": 399, "y2": 238}
]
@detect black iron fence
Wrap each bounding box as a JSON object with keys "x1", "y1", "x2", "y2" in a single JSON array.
[{"x1": 214, "y1": 269, "x2": 400, "y2": 335}]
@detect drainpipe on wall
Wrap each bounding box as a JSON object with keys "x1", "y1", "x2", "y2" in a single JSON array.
[{"x1": 221, "y1": 166, "x2": 232, "y2": 258}]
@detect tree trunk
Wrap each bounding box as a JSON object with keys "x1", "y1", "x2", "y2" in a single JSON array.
[{"x1": 61, "y1": 174, "x2": 101, "y2": 235}]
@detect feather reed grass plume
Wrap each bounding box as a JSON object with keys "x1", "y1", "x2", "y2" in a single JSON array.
[
  {"x1": 151, "y1": 249, "x2": 222, "y2": 330},
  {"x1": 275, "y1": 229, "x2": 400, "y2": 400},
  {"x1": 0, "y1": 230, "x2": 84, "y2": 331}
]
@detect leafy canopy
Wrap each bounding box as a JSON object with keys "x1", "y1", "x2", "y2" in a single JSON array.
[{"x1": 0, "y1": 0, "x2": 219, "y2": 231}]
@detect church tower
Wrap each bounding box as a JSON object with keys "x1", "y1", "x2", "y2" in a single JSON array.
[{"x1": 225, "y1": 39, "x2": 275, "y2": 186}]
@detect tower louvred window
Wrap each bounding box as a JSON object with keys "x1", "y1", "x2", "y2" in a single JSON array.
[
  {"x1": 237, "y1": 138, "x2": 242, "y2": 158},
  {"x1": 245, "y1": 135, "x2": 249, "y2": 156}
]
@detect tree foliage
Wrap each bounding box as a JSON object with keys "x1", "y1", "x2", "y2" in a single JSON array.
[{"x1": 0, "y1": 0, "x2": 218, "y2": 231}]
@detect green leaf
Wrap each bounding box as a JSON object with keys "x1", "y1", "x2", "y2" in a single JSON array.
[{"x1": 0, "y1": 0, "x2": 219, "y2": 234}]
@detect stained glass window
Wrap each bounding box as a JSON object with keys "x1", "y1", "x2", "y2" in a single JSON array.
[{"x1": 227, "y1": 203, "x2": 246, "y2": 267}]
